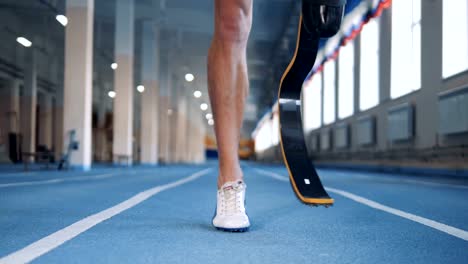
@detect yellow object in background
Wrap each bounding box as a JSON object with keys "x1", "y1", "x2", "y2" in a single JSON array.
[
  {"x1": 204, "y1": 136, "x2": 254, "y2": 160},
  {"x1": 239, "y1": 139, "x2": 255, "y2": 160}
]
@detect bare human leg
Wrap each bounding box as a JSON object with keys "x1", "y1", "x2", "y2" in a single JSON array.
[{"x1": 208, "y1": 0, "x2": 252, "y2": 189}]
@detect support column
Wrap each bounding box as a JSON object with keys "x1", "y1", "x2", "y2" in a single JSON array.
[
  {"x1": 417, "y1": 0, "x2": 442, "y2": 148},
  {"x1": 95, "y1": 85, "x2": 107, "y2": 161},
  {"x1": 53, "y1": 95, "x2": 64, "y2": 160},
  {"x1": 158, "y1": 98, "x2": 170, "y2": 163},
  {"x1": 63, "y1": 0, "x2": 94, "y2": 170},
  {"x1": 185, "y1": 105, "x2": 193, "y2": 163},
  {"x1": 168, "y1": 76, "x2": 179, "y2": 162},
  {"x1": 377, "y1": 9, "x2": 392, "y2": 150},
  {"x1": 20, "y1": 49, "x2": 37, "y2": 158},
  {"x1": 0, "y1": 79, "x2": 20, "y2": 135},
  {"x1": 195, "y1": 110, "x2": 206, "y2": 163},
  {"x1": 379, "y1": 10, "x2": 392, "y2": 103},
  {"x1": 187, "y1": 99, "x2": 204, "y2": 163},
  {"x1": 186, "y1": 100, "x2": 193, "y2": 163},
  {"x1": 113, "y1": 0, "x2": 135, "y2": 165},
  {"x1": 53, "y1": 82, "x2": 64, "y2": 161},
  {"x1": 183, "y1": 97, "x2": 190, "y2": 162},
  {"x1": 93, "y1": 21, "x2": 108, "y2": 162},
  {"x1": 140, "y1": 22, "x2": 159, "y2": 165},
  {"x1": 353, "y1": 36, "x2": 361, "y2": 117},
  {"x1": 351, "y1": 36, "x2": 361, "y2": 151},
  {"x1": 158, "y1": 51, "x2": 170, "y2": 163},
  {"x1": 0, "y1": 79, "x2": 20, "y2": 162},
  {"x1": 175, "y1": 94, "x2": 188, "y2": 162},
  {"x1": 38, "y1": 93, "x2": 53, "y2": 149}
]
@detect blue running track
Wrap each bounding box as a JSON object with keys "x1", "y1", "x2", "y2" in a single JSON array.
[{"x1": 0, "y1": 163, "x2": 467, "y2": 263}]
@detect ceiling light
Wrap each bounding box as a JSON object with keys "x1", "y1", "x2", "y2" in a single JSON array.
[
  {"x1": 205, "y1": 113, "x2": 213, "y2": 120},
  {"x1": 208, "y1": 119, "x2": 214, "y2": 126},
  {"x1": 185, "y1": 73, "x2": 194, "y2": 82},
  {"x1": 193, "y1": 90, "x2": 202, "y2": 98},
  {"x1": 200, "y1": 103, "x2": 208, "y2": 111},
  {"x1": 16, "y1": 37, "x2": 32, "y2": 47},
  {"x1": 137, "y1": 85, "x2": 145, "y2": 93},
  {"x1": 108, "y1": 91, "x2": 116, "y2": 98},
  {"x1": 56, "y1": 15, "x2": 68, "y2": 26},
  {"x1": 111, "y1": 63, "x2": 118, "y2": 70}
]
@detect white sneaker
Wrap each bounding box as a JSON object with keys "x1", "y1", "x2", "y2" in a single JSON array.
[{"x1": 212, "y1": 180, "x2": 250, "y2": 232}]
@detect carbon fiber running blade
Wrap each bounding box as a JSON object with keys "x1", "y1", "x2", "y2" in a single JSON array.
[{"x1": 278, "y1": 15, "x2": 333, "y2": 206}]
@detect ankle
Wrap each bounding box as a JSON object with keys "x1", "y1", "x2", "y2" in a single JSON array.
[{"x1": 217, "y1": 165, "x2": 243, "y2": 189}]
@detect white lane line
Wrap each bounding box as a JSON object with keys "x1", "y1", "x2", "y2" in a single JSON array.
[
  {"x1": 254, "y1": 168, "x2": 468, "y2": 241},
  {"x1": 0, "y1": 168, "x2": 212, "y2": 264},
  {"x1": 399, "y1": 178, "x2": 468, "y2": 189},
  {"x1": 0, "y1": 168, "x2": 186, "y2": 183},
  {"x1": 332, "y1": 171, "x2": 468, "y2": 190},
  {"x1": 0, "y1": 173, "x2": 117, "y2": 188},
  {"x1": 324, "y1": 187, "x2": 468, "y2": 241},
  {"x1": 0, "y1": 172, "x2": 38, "y2": 178},
  {"x1": 254, "y1": 169, "x2": 289, "y2": 182}
]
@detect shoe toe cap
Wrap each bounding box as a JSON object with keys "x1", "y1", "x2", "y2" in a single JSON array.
[{"x1": 213, "y1": 214, "x2": 250, "y2": 229}]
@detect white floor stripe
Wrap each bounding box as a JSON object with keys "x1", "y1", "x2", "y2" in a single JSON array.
[
  {"x1": 398, "y1": 178, "x2": 468, "y2": 189},
  {"x1": 0, "y1": 173, "x2": 117, "y2": 188},
  {"x1": 332, "y1": 171, "x2": 468, "y2": 190},
  {"x1": 0, "y1": 172, "x2": 38, "y2": 178},
  {"x1": 254, "y1": 168, "x2": 468, "y2": 241},
  {"x1": 254, "y1": 169, "x2": 289, "y2": 182},
  {"x1": 0, "y1": 168, "x2": 212, "y2": 264}
]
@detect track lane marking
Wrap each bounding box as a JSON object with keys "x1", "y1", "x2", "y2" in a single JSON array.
[
  {"x1": 0, "y1": 168, "x2": 212, "y2": 264},
  {"x1": 331, "y1": 171, "x2": 468, "y2": 190},
  {"x1": 0, "y1": 167, "x2": 203, "y2": 188},
  {"x1": 0, "y1": 172, "x2": 38, "y2": 178},
  {"x1": 0, "y1": 173, "x2": 118, "y2": 188},
  {"x1": 254, "y1": 168, "x2": 468, "y2": 241}
]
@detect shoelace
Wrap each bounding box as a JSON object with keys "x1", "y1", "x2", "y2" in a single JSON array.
[{"x1": 221, "y1": 186, "x2": 242, "y2": 215}]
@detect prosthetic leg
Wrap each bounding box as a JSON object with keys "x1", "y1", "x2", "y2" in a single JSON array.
[{"x1": 278, "y1": 0, "x2": 346, "y2": 206}]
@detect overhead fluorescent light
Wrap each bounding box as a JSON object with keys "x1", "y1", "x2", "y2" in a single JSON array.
[
  {"x1": 193, "y1": 90, "x2": 202, "y2": 98},
  {"x1": 16, "y1": 37, "x2": 32, "y2": 47},
  {"x1": 56, "y1": 15, "x2": 68, "y2": 26},
  {"x1": 185, "y1": 73, "x2": 194, "y2": 82}
]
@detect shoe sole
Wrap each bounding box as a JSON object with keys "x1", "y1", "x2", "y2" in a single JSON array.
[
  {"x1": 212, "y1": 207, "x2": 250, "y2": 232},
  {"x1": 215, "y1": 226, "x2": 250, "y2": 232}
]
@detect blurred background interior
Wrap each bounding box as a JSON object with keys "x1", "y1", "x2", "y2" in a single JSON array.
[{"x1": 0, "y1": 0, "x2": 467, "y2": 174}]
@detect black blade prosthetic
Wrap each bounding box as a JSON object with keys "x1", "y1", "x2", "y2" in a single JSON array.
[{"x1": 278, "y1": 0, "x2": 346, "y2": 206}]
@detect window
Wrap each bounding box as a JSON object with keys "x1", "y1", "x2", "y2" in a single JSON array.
[
  {"x1": 443, "y1": 0, "x2": 468, "y2": 78},
  {"x1": 271, "y1": 112, "x2": 279, "y2": 145},
  {"x1": 338, "y1": 41, "x2": 354, "y2": 119},
  {"x1": 391, "y1": 0, "x2": 421, "y2": 98},
  {"x1": 323, "y1": 60, "x2": 336, "y2": 125},
  {"x1": 303, "y1": 73, "x2": 322, "y2": 132},
  {"x1": 253, "y1": 111, "x2": 280, "y2": 153},
  {"x1": 360, "y1": 18, "x2": 380, "y2": 110},
  {"x1": 254, "y1": 120, "x2": 272, "y2": 152}
]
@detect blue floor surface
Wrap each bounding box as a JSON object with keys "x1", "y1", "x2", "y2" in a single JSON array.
[{"x1": 0, "y1": 163, "x2": 467, "y2": 263}]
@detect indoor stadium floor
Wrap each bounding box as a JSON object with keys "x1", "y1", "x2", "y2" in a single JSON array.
[{"x1": 0, "y1": 162, "x2": 467, "y2": 263}]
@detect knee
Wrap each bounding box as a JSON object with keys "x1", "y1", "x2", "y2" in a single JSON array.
[{"x1": 215, "y1": 5, "x2": 252, "y2": 44}]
